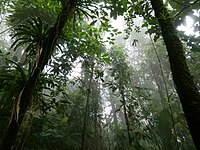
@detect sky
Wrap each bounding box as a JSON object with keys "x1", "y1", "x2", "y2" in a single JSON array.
[
  {"x1": 177, "y1": 16, "x2": 194, "y2": 35},
  {"x1": 68, "y1": 14, "x2": 196, "y2": 117}
]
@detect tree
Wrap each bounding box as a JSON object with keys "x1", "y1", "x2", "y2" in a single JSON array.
[
  {"x1": 150, "y1": 0, "x2": 200, "y2": 149},
  {"x1": 1, "y1": 1, "x2": 77, "y2": 149},
  {"x1": 0, "y1": 0, "x2": 199, "y2": 149}
]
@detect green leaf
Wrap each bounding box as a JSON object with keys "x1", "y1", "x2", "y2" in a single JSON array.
[{"x1": 90, "y1": 20, "x2": 97, "y2": 26}]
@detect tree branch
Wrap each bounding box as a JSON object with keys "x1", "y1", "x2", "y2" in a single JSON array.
[{"x1": 173, "y1": 0, "x2": 199, "y2": 19}]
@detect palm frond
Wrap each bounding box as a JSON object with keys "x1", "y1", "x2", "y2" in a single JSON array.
[
  {"x1": 11, "y1": 38, "x2": 32, "y2": 52},
  {"x1": 0, "y1": 63, "x2": 26, "y2": 93},
  {"x1": 6, "y1": 59, "x2": 27, "y2": 82},
  {"x1": 11, "y1": 17, "x2": 49, "y2": 56}
]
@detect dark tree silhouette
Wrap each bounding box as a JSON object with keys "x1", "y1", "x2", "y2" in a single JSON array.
[
  {"x1": 1, "y1": 1, "x2": 77, "y2": 149},
  {"x1": 150, "y1": 0, "x2": 200, "y2": 149}
]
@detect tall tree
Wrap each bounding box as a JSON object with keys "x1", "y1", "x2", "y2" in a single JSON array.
[
  {"x1": 150, "y1": 0, "x2": 200, "y2": 149},
  {"x1": 1, "y1": 1, "x2": 77, "y2": 149}
]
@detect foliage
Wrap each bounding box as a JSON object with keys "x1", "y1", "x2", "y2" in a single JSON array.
[
  {"x1": 10, "y1": 17, "x2": 49, "y2": 57},
  {"x1": 0, "y1": 0, "x2": 199, "y2": 149}
]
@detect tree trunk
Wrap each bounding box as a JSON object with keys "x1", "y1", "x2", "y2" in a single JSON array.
[
  {"x1": 1, "y1": 1, "x2": 76, "y2": 149},
  {"x1": 150, "y1": 0, "x2": 200, "y2": 149},
  {"x1": 81, "y1": 60, "x2": 94, "y2": 150},
  {"x1": 120, "y1": 89, "x2": 132, "y2": 145}
]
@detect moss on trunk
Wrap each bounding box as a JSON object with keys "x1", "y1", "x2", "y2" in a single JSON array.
[{"x1": 150, "y1": 0, "x2": 200, "y2": 149}]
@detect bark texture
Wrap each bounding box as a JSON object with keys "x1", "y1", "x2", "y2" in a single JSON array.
[
  {"x1": 1, "y1": 1, "x2": 76, "y2": 149},
  {"x1": 150, "y1": 0, "x2": 200, "y2": 149}
]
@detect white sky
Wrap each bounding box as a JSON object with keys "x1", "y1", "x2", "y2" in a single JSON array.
[
  {"x1": 177, "y1": 16, "x2": 194, "y2": 35},
  {"x1": 67, "y1": 15, "x2": 196, "y2": 117}
]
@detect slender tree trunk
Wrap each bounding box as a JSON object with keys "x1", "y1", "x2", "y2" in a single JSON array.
[
  {"x1": 120, "y1": 89, "x2": 132, "y2": 145},
  {"x1": 150, "y1": 0, "x2": 200, "y2": 149},
  {"x1": 81, "y1": 61, "x2": 94, "y2": 150},
  {"x1": 148, "y1": 36, "x2": 179, "y2": 149},
  {"x1": 1, "y1": 1, "x2": 76, "y2": 149},
  {"x1": 109, "y1": 94, "x2": 118, "y2": 125}
]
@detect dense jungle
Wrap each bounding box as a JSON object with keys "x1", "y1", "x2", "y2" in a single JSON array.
[{"x1": 0, "y1": 0, "x2": 200, "y2": 149}]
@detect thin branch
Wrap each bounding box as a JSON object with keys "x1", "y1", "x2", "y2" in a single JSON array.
[
  {"x1": 170, "y1": 0, "x2": 185, "y2": 6},
  {"x1": 173, "y1": 0, "x2": 199, "y2": 19},
  {"x1": 0, "y1": 26, "x2": 13, "y2": 34}
]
